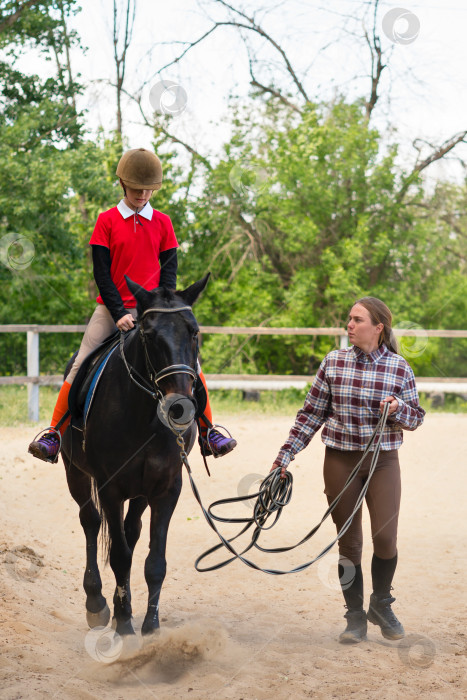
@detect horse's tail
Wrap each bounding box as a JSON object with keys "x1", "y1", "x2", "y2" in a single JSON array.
[{"x1": 91, "y1": 477, "x2": 111, "y2": 566}]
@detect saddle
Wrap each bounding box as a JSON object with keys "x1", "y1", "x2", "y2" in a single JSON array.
[{"x1": 68, "y1": 331, "x2": 121, "y2": 430}]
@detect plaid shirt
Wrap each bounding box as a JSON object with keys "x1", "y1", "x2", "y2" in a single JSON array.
[{"x1": 275, "y1": 344, "x2": 425, "y2": 469}]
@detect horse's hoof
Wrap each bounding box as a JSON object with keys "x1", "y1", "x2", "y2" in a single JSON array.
[
  {"x1": 86, "y1": 603, "x2": 111, "y2": 629},
  {"x1": 114, "y1": 617, "x2": 135, "y2": 636},
  {"x1": 141, "y1": 619, "x2": 160, "y2": 637}
]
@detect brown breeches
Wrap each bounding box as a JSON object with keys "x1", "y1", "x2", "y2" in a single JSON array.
[{"x1": 323, "y1": 447, "x2": 401, "y2": 566}]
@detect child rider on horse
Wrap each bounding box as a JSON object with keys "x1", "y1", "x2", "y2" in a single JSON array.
[{"x1": 28, "y1": 148, "x2": 237, "y2": 463}]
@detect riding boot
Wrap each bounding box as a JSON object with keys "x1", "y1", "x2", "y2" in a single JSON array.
[
  {"x1": 28, "y1": 381, "x2": 71, "y2": 463},
  {"x1": 50, "y1": 380, "x2": 72, "y2": 434},
  {"x1": 196, "y1": 369, "x2": 237, "y2": 457},
  {"x1": 367, "y1": 554, "x2": 405, "y2": 640},
  {"x1": 338, "y1": 562, "x2": 367, "y2": 644}
]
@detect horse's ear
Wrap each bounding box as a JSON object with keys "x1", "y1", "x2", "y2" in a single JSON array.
[
  {"x1": 176, "y1": 273, "x2": 210, "y2": 307},
  {"x1": 125, "y1": 276, "x2": 153, "y2": 308}
]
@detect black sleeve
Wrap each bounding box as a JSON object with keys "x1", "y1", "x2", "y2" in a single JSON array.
[
  {"x1": 159, "y1": 247, "x2": 178, "y2": 290},
  {"x1": 91, "y1": 245, "x2": 126, "y2": 323}
]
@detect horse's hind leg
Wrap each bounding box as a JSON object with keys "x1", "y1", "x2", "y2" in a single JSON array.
[
  {"x1": 64, "y1": 463, "x2": 110, "y2": 628},
  {"x1": 142, "y1": 473, "x2": 182, "y2": 636}
]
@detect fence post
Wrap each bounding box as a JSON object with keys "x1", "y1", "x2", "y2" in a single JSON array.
[
  {"x1": 27, "y1": 330, "x2": 39, "y2": 422},
  {"x1": 340, "y1": 333, "x2": 349, "y2": 349}
]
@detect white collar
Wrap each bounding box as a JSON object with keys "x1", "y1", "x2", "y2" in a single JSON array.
[{"x1": 117, "y1": 199, "x2": 153, "y2": 221}]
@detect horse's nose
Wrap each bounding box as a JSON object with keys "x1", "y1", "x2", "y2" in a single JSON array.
[{"x1": 157, "y1": 394, "x2": 196, "y2": 431}]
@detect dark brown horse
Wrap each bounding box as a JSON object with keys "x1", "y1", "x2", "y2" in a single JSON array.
[{"x1": 61, "y1": 275, "x2": 208, "y2": 636}]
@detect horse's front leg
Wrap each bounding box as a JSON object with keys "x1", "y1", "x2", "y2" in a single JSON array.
[
  {"x1": 100, "y1": 494, "x2": 135, "y2": 636},
  {"x1": 142, "y1": 472, "x2": 182, "y2": 636},
  {"x1": 64, "y1": 461, "x2": 110, "y2": 628}
]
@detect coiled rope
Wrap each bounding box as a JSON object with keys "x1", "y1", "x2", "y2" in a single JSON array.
[{"x1": 182, "y1": 402, "x2": 390, "y2": 575}]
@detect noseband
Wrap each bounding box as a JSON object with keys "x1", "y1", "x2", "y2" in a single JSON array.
[{"x1": 119, "y1": 305, "x2": 198, "y2": 402}]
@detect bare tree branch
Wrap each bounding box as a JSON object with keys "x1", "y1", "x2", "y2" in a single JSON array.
[
  {"x1": 141, "y1": 1, "x2": 309, "y2": 105},
  {"x1": 139, "y1": 22, "x2": 249, "y2": 93},
  {"x1": 146, "y1": 24, "x2": 220, "y2": 79},
  {"x1": 112, "y1": 82, "x2": 212, "y2": 168},
  {"x1": 413, "y1": 131, "x2": 467, "y2": 175},
  {"x1": 113, "y1": 0, "x2": 136, "y2": 137},
  {"x1": 57, "y1": 0, "x2": 77, "y2": 111},
  {"x1": 45, "y1": 2, "x2": 77, "y2": 111},
  {"x1": 397, "y1": 131, "x2": 467, "y2": 201},
  {"x1": 245, "y1": 37, "x2": 302, "y2": 112},
  {"x1": 364, "y1": 0, "x2": 385, "y2": 120},
  {"x1": 249, "y1": 78, "x2": 303, "y2": 113},
  {"x1": 153, "y1": 122, "x2": 213, "y2": 168},
  {"x1": 213, "y1": 0, "x2": 310, "y2": 102},
  {"x1": 48, "y1": 26, "x2": 66, "y2": 93}
]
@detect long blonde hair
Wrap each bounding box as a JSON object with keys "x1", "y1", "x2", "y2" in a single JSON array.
[{"x1": 352, "y1": 297, "x2": 399, "y2": 354}]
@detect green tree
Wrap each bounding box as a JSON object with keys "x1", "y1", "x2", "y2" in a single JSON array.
[
  {"x1": 179, "y1": 98, "x2": 466, "y2": 377},
  {"x1": 0, "y1": 1, "x2": 107, "y2": 374}
]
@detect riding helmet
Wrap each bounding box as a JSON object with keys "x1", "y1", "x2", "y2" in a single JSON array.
[{"x1": 116, "y1": 148, "x2": 163, "y2": 190}]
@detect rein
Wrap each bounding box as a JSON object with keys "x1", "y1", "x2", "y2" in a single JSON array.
[{"x1": 174, "y1": 402, "x2": 390, "y2": 576}]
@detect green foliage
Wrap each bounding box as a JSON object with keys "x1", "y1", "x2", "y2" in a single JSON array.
[
  {"x1": 179, "y1": 98, "x2": 466, "y2": 377},
  {"x1": 0, "y1": 4, "x2": 465, "y2": 384},
  {"x1": 0, "y1": 129, "x2": 125, "y2": 372},
  {"x1": 0, "y1": 2, "x2": 123, "y2": 373}
]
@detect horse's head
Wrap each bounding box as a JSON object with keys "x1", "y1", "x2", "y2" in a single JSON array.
[{"x1": 124, "y1": 274, "x2": 209, "y2": 431}]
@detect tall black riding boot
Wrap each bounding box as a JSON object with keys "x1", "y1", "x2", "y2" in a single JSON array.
[
  {"x1": 338, "y1": 562, "x2": 367, "y2": 644},
  {"x1": 367, "y1": 554, "x2": 405, "y2": 640}
]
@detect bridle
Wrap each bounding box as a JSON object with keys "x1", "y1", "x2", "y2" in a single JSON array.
[{"x1": 119, "y1": 305, "x2": 198, "y2": 403}]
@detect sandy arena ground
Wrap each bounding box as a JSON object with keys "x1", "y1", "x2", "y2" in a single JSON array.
[{"x1": 0, "y1": 413, "x2": 466, "y2": 699}]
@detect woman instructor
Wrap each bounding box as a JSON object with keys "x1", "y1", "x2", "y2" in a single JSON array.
[{"x1": 271, "y1": 297, "x2": 425, "y2": 644}]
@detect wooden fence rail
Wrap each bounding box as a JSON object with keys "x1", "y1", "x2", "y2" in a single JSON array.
[{"x1": 0, "y1": 325, "x2": 466, "y2": 421}]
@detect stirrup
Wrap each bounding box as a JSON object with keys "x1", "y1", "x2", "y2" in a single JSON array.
[
  {"x1": 205, "y1": 424, "x2": 237, "y2": 459},
  {"x1": 206, "y1": 424, "x2": 234, "y2": 442},
  {"x1": 29, "y1": 426, "x2": 62, "y2": 464}
]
